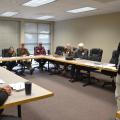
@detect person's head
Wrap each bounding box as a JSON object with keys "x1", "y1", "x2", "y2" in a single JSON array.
[
  {"x1": 9, "y1": 46, "x2": 14, "y2": 53},
  {"x1": 38, "y1": 43, "x2": 42, "y2": 48},
  {"x1": 20, "y1": 43, "x2": 25, "y2": 48},
  {"x1": 66, "y1": 43, "x2": 71, "y2": 50},
  {"x1": 78, "y1": 43, "x2": 84, "y2": 51}
]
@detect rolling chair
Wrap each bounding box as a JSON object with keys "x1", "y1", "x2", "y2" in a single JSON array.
[
  {"x1": 55, "y1": 46, "x2": 65, "y2": 56},
  {"x1": 49, "y1": 46, "x2": 65, "y2": 74},
  {"x1": 1, "y1": 49, "x2": 9, "y2": 67},
  {"x1": 88, "y1": 48, "x2": 103, "y2": 62},
  {"x1": 102, "y1": 50, "x2": 118, "y2": 88},
  {"x1": 82, "y1": 48, "x2": 103, "y2": 86}
]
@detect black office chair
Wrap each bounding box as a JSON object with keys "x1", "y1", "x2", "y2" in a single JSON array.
[
  {"x1": 49, "y1": 46, "x2": 65, "y2": 74},
  {"x1": 102, "y1": 50, "x2": 118, "y2": 88},
  {"x1": 2, "y1": 49, "x2": 9, "y2": 57},
  {"x1": 81, "y1": 48, "x2": 103, "y2": 86},
  {"x1": 0, "y1": 49, "x2": 9, "y2": 67},
  {"x1": 88, "y1": 48, "x2": 103, "y2": 62},
  {"x1": 55, "y1": 46, "x2": 65, "y2": 56}
]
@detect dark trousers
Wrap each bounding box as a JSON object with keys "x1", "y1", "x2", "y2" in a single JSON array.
[
  {"x1": 18, "y1": 61, "x2": 32, "y2": 70},
  {"x1": 35, "y1": 59, "x2": 46, "y2": 70},
  {"x1": 6, "y1": 62, "x2": 17, "y2": 71}
]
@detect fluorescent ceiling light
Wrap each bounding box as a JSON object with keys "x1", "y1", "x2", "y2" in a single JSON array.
[
  {"x1": 37, "y1": 16, "x2": 54, "y2": 20},
  {"x1": 67, "y1": 7, "x2": 96, "y2": 13},
  {"x1": 23, "y1": 0, "x2": 56, "y2": 7},
  {"x1": 1, "y1": 12, "x2": 18, "y2": 17}
]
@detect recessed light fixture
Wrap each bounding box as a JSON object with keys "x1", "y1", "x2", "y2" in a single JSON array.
[
  {"x1": 1, "y1": 12, "x2": 18, "y2": 17},
  {"x1": 67, "y1": 7, "x2": 96, "y2": 13},
  {"x1": 23, "y1": 0, "x2": 56, "y2": 7},
  {"x1": 37, "y1": 16, "x2": 54, "y2": 20}
]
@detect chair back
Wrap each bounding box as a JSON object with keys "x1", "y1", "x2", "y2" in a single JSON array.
[
  {"x1": 2, "y1": 49, "x2": 9, "y2": 57},
  {"x1": 89, "y1": 48, "x2": 103, "y2": 62},
  {"x1": 55, "y1": 46, "x2": 65, "y2": 56},
  {"x1": 109, "y1": 50, "x2": 118, "y2": 65}
]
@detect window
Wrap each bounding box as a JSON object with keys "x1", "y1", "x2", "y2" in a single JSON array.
[{"x1": 24, "y1": 23, "x2": 51, "y2": 54}]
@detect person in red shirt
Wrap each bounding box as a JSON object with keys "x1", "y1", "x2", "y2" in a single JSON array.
[
  {"x1": 34, "y1": 43, "x2": 46, "y2": 55},
  {"x1": 34, "y1": 43, "x2": 46, "y2": 71}
]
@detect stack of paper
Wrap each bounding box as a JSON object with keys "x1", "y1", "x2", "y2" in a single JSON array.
[
  {"x1": 0, "y1": 79, "x2": 5, "y2": 84},
  {"x1": 9, "y1": 82, "x2": 25, "y2": 91}
]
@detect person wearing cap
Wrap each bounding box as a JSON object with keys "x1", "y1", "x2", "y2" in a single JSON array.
[{"x1": 34, "y1": 43, "x2": 46, "y2": 71}]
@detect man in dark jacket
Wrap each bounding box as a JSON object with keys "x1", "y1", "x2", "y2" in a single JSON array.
[
  {"x1": 70, "y1": 43, "x2": 88, "y2": 82},
  {"x1": 74, "y1": 43, "x2": 88, "y2": 59}
]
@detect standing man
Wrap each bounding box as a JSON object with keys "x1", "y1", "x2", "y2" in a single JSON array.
[{"x1": 34, "y1": 43, "x2": 46, "y2": 71}]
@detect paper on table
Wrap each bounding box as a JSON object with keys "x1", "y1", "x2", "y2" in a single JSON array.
[
  {"x1": 0, "y1": 79, "x2": 5, "y2": 84},
  {"x1": 9, "y1": 82, "x2": 25, "y2": 91},
  {"x1": 103, "y1": 63, "x2": 115, "y2": 67}
]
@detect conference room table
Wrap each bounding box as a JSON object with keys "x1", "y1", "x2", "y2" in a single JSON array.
[
  {"x1": 0, "y1": 55, "x2": 117, "y2": 86},
  {"x1": 0, "y1": 67, "x2": 54, "y2": 118},
  {"x1": 0, "y1": 55, "x2": 117, "y2": 72}
]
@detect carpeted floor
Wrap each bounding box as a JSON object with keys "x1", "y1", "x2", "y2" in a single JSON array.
[{"x1": 4, "y1": 70, "x2": 117, "y2": 120}]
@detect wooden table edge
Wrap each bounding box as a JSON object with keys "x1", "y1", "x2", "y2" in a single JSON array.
[{"x1": 0, "y1": 92, "x2": 54, "y2": 109}]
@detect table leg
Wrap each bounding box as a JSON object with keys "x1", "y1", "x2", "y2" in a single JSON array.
[
  {"x1": 83, "y1": 71, "x2": 91, "y2": 87},
  {"x1": 17, "y1": 105, "x2": 22, "y2": 118},
  {"x1": 48, "y1": 60, "x2": 50, "y2": 72}
]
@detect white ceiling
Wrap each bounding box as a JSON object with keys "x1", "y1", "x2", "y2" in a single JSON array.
[{"x1": 0, "y1": 0, "x2": 120, "y2": 21}]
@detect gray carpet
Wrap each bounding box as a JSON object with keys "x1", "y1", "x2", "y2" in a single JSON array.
[{"x1": 4, "y1": 71, "x2": 117, "y2": 120}]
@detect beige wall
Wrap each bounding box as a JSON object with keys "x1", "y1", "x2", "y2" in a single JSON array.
[
  {"x1": 54, "y1": 13, "x2": 120, "y2": 62},
  {"x1": 0, "y1": 20, "x2": 20, "y2": 55}
]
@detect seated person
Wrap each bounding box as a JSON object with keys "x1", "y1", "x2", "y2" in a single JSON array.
[
  {"x1": 0, "y1": 86, "x2": 21, "y2": 120},
  {"x1": 64, "y1": 43, "x2": 74, "y2": 59},
  {"x1": 74, "y1": 43, "x2": 88, "y2": 59},
  {"x1": 63, "y1": 44, "x2": 74, "y2": 74},
  {"x1": 5, "y1": 47, "x2": 17, "y2": 71},
  {"x1": 70, "y1": 43, "x2": 88, "y2": 82},
  {"x1": 17, "y1": 43, "x2": 33, "y2": 74},
  {"x1": 34, "y1": 43, "x2": 46, "y2": 71}
]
